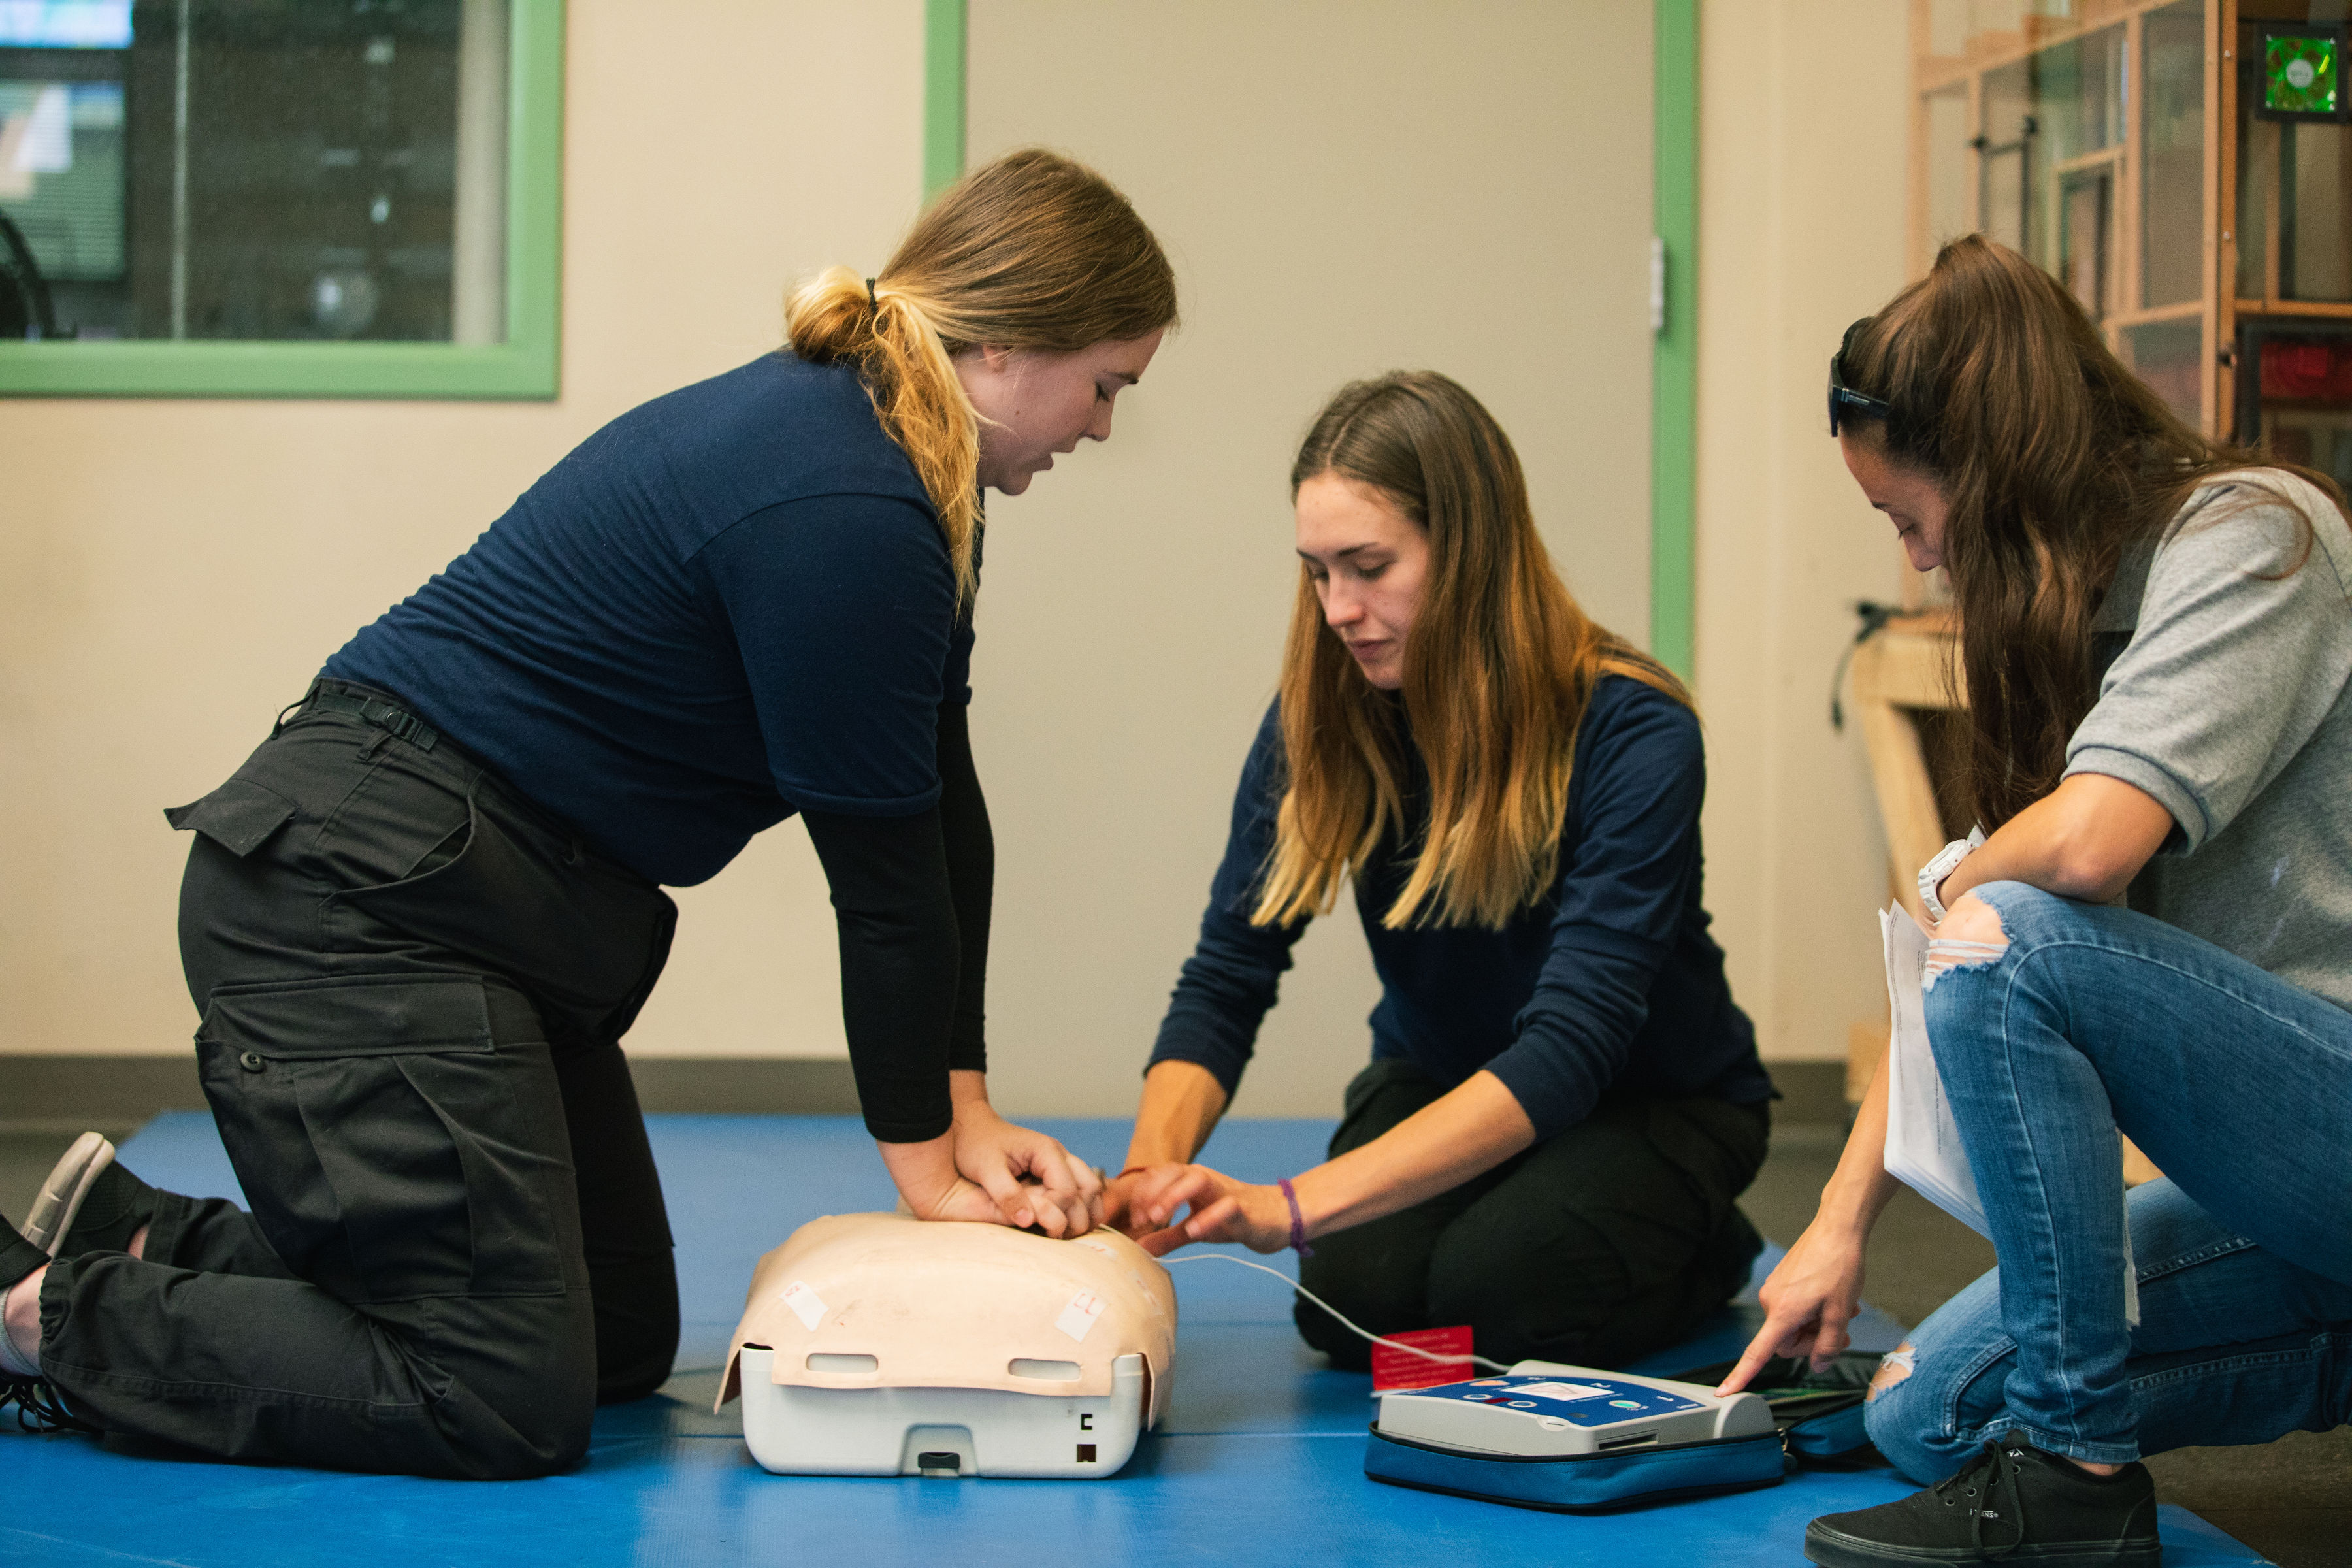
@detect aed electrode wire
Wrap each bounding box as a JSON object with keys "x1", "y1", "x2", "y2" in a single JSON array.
[{"x1": 1162, "y1": 1253, "x2": 1512, "y2": 1374}]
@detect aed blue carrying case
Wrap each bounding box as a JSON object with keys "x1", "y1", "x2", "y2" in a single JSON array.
[
  {"x1": 1365, "y1": 1422, "x2": 1788, "y2": 1513},
  {"x1": 1363, "y1": 1354, "x2": 1882, "y2": 1514}
]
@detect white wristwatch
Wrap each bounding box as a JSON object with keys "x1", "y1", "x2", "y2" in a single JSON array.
[{"x1": 1917, "y1": 828, "x2": 1987, "y2": 923}]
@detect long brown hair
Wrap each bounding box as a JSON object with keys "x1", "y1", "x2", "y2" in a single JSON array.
[
  {"x1": 1254, "y1": 372, "x2": 1690, "y2": 932},
  {"x1": 785, "y1": 149, "x2": 1178, "y2": 604},
  {"x1": 1840, "y1": 235, "x2": 2344, "y2": 828}
]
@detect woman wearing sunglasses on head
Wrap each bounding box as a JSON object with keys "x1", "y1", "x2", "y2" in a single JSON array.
[
  {"x1": 1720, "y1": 235, "x2": 2352, "y2": 1568},
  {"x1": 1105, "y1": 371, "x2": 1774, "y2": 1375},
  {"x1": 0, "y1": 150, "x2": 1176, "y2": 1478}
]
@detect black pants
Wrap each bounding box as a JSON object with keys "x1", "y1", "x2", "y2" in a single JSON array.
[
  {"x1": 37, "y1": 683, "x2": 681, "y2": 1478},
  {"x1": 1296, "y1": 1060, "x2": 1769, "y2": 1372}
]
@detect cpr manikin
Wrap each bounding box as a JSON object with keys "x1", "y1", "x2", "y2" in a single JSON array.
[{"x1": 720, "y1": 1212, "x2": 1176, "y2": 1478}]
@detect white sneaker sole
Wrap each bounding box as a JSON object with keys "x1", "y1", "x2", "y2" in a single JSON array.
[{"x1": 23, "y1": 1131, "x2": 116, "y2": 1256}]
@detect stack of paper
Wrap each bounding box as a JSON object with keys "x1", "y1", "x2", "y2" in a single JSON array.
[{"x1": 1880, "y1": 907, "x2": 1986, "y2": 1234}]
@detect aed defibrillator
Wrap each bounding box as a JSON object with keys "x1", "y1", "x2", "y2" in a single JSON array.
[{"x1": 1365, "y1": 1353, "x2": 1881, "y2": 1512}]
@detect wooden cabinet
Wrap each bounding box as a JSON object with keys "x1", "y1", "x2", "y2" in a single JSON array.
[{"x1": 1915, "y1": 1, "x2": 2352, "y2": 465}]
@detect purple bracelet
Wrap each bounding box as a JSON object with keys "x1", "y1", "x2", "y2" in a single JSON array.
[{"x1": 1278, "y1": 1177, "x2": 1314, "y2": 1258}]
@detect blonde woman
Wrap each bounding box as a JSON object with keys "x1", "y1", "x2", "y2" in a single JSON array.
[
  {"x1": 0, "y1": 150, "x2": 1176, "y2": 1478},
  {"x1": 1109, "y1": 372, "x2": 1773, "y2": 1373}
]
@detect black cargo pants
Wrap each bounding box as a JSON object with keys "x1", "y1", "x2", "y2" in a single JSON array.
[
  {"x1": 36, "y1": 680, "x2": 681, "y2": 1478},
  {"x1": 1296, "y1": 1060, "x2": 1770, "y2": 1371}
]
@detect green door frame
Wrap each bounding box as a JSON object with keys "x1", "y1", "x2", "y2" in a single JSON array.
[
  {"x1": 924, "y1": 0, "x2": 967, "y2": 201},
  {"x1": 924, "y1": 1, "x2": 1699, "y2": 678},
  {"x1": 1651, "y1": 0, "x2": 1699, "y2": 681}
]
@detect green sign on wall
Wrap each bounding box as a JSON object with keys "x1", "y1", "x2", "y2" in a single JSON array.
[{"x1": 2264, "y1": 29, "x2": 2345, "y2": 120}]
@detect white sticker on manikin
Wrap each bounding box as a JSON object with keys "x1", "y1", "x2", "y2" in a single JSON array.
[
  {"x1": 780, "y1": 1279, "x2": 827, "y2": 1331},
  {"x1": 1054, "y1": 1290, "x2": 1107, "y2": 1343}
]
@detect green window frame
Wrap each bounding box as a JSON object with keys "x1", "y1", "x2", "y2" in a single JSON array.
[{"x1": 0, "y1": 0, "x2": 565, "y2": 400}]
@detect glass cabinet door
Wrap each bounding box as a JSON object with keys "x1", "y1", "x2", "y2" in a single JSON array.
[
  {"x1": 1916, "y1": 1, "x2": 2217, "y2": 430},
  {"x1": 1918, "y1": 0, "x2": 2352, "y2": 459}
]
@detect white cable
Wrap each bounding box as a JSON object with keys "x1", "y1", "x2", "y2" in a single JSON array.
[{"x1": 1162, "y1": 1253, "x2": 1511, "y2": 1374}]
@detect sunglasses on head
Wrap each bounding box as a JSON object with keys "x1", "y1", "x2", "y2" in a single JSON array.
[{"x1": 1828, "y1": 316, "x2": 1895, "y2": 437}]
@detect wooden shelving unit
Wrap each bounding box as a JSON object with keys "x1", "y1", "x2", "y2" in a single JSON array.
[{"x1": 1912, "y1": 1, "x2": 2352, "y2": 461}]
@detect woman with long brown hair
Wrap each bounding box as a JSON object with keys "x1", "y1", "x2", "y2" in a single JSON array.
[
  {"x1": 1722, "y1": 235, "x2": 2352, "y2": 1568},
  {"x1": 1107, "y1": 371, "x2": 1774, "y2": 1372},
  {"x1": 0, "y1": 150, "x2": 1177, "y2": 1478}
]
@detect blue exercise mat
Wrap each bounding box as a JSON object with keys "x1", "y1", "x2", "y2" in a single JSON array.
[{"x1": 1, "y1": 1112, "x2": 2270, "y2": 1567}]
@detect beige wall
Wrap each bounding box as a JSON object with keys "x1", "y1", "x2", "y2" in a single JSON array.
[
  {"x1": 0, "y1": 1, "x2": 926, "y2": 1065},
  {"x1": 3, "y1": 0, "x2": 1917, "y2": 1111},
  {"x1": 963, "y1": 0, "x2": 1656, "y2": 1117},
  {"x1": 1691, "y1": 0, "x2": 1916, "y2": 1064}
]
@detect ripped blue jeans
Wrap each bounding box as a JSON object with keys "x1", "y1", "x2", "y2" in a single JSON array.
[{"x1": 1866, "y1": 881, "x2": 2352, "y2": 1475}]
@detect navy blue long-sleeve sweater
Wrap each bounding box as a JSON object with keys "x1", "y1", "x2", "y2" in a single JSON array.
[{"x1": 1148, "y1": 676, "x2": 1771, "y2": 1140}]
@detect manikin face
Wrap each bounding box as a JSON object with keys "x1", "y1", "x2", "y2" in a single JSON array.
[
  {"x1": 1840, "y1": 431, "x2": 1952, "y2": 572},
  {"x1": 955, "y1": 330, "x2": 1166, "y2": 495},
  {"x1": 1294, "y1": 472, "x2": 1432, "y2": 692}
]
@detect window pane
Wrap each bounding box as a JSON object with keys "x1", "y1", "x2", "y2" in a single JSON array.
[
  {"x1": 1971, "y1": 29, "x2": 2126, "y2": 306},
  {"x1": 2057, "y1": 165, "x2": 2114, "y2": 318},
  {"x1": 1923, "y1": 84, "x2": 1972, "y2": 254},
  {"x1": 2280, "y1": 122, "x2": 2352, "y2": 301},
  {"x1": 2125, "y1": 317, "x2": 2203, "y2": 425},
  {"x1": 0, "y1": 0, "x2": 508, "y2": 342},
  {"x1": 1981, "y1": 58, "x2": 2031, "y2": 255},
  {"x1": 2238, "y1": 325, "x2": 2352, "y2": 489},
  {"x1": 2141, "y1": 0, "x2": 2207, "y2": 310}
]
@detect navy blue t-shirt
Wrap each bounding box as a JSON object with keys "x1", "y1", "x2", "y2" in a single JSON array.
[
  {"x1": 1148, "y1": 677, "x2": 1770, "y2": 1141},
  {"x1": 326, "y1": 354, "x2": 973, "y2": 887}
]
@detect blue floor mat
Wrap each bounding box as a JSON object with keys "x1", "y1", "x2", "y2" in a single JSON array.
[{"x1": 2, "y1": 1113, "x2": 2268, "y2": 1567}]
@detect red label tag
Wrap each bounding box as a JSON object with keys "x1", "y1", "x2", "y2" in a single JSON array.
[{"x1": 1370, "y1": 1324, "x2": 1478, "y2": 1392}]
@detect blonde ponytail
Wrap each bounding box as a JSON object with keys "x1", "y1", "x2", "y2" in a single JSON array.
[
  {"x1": 787, "y1": 267, "x2": 984, "y2": 604},
  {"x1": 785, "y1": 149, "x2": 1178, "y2": 608}
]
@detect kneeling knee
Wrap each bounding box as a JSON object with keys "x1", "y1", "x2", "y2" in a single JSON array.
[
  {"x1": 1938, "y1": 894, "x2": 2009, "y2": 947},
  {"x1": 457, "y1": 1396, "x2": 593, "y2": 1480},
  {"x1": 434, "y1": 1348, "x2": 597, "y2": 1480},
  {"x1": 1925, "y1": 893, "x2": 2012, "y2": 992},
  {"x1": 1861, "y1": 1341, "x2": 1970, "y2": 1484}
]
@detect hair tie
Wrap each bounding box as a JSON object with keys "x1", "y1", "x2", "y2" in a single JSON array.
[
  {"x1": 865, "y1": 277, "x2": 879, "y2": 314},
  {"x1": 1279, "y1": 1177, "x2": 1314, "y2": 1258}
]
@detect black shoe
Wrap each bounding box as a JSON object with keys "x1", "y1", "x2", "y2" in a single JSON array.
[
  {"x1": 0, "y1": 1375, "x2": 98, "y2": 1435},
  {"x1": 1805, "y1": 1439, "x2": 2161, "y2": 1566},
  {"x1": 53, "y1": 1152, "x2": 157, "y2": 1259},
  {"x1": 23, "y1": 1132, "x2": 115, "y2": 1255}
]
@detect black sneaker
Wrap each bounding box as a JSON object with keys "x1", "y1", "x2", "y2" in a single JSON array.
[
  {"x1": 0, "y1": 1375, "x2": 97, "y2": 1435},
  {"x1": 1805, "y1": 1439, "x2": 2161, "y2": 1566},
  {"x1": 22, "y1": 1132, "x2": 115, "y2": 1254}
]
